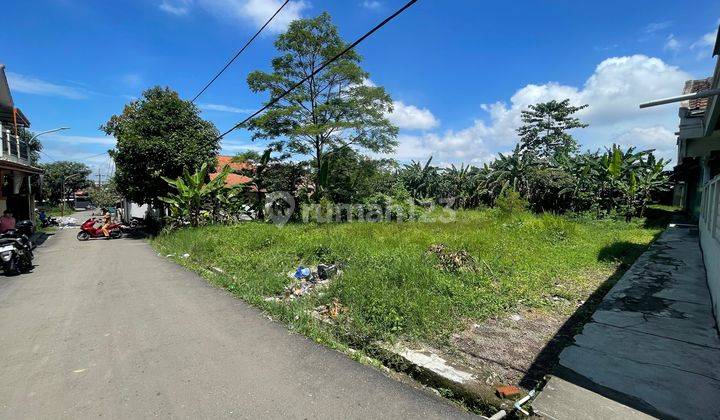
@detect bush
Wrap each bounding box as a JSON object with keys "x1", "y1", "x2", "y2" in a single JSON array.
[
  {"x1": 533, "y1": 213, "x2": 578, "y2": 242},
  {"x1": 495, "y1": 188, "x2": 527, "y2": 216}
]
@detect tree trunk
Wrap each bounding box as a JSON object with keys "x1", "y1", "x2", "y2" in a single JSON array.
[{"x1": 314, "y1": 141, "x2": 322, "y2": 203}]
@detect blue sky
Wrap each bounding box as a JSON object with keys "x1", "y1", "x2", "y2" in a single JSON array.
[{"x1": 2, "y1": 0, "x2": 719, "y2": 177}]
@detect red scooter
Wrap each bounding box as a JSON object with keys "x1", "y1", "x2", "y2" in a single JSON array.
[{"x1": 77, "y1": 218, "x2": 124, "y2": 241}]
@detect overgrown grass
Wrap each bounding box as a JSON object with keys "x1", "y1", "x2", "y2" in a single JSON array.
[{"x1": 152, "y1": 209, "x2": 665, "y2": 349}]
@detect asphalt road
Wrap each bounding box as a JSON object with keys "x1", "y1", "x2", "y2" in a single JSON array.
[{"x1": 0, "y1": 215, "x2": 471, "y2": 419}]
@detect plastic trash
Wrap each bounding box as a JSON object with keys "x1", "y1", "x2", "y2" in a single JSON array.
[
  {"x1": 317, "y1": 264, "x2": 337, "y2": 280},
  {"x1": 294, "y1": 266, "x2": 312, "y2": 279}
]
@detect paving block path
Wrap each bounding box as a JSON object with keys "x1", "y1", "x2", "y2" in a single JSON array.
[{"x1": 533, "y1": 226, "x2": 720, "y2": 419}]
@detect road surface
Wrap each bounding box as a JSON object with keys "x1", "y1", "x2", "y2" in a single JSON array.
[{"x1": 0, "y1": 216, "x2": 471, "y2": 419}]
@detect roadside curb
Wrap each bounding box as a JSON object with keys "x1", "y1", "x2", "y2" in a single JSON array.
[{"x1": 369, "y1": 342, "x2": 509, "y2": 414}]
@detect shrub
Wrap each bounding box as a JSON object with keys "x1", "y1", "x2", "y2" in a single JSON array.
[
  {"x1": 495, "y1": 188, "x2": 528, "y2": 216},
  {"x1": 533, "y1": 213, "x2": 578, "y2": 242}
]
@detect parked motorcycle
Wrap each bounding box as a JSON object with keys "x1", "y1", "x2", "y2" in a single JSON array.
[
  {"x1": 40, "y1": 216, "x2": 60, "y2": 228},
  {"x1": 0, "y1": 220, "x2": 35, "y2": 275},
  {"x1": 76, "y1": 219, "x2": 124, "y2": 241}
]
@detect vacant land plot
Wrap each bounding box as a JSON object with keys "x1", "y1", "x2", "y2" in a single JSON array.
[{"x1": 152, "y1": 209, "x2": 667, "y2": 396}]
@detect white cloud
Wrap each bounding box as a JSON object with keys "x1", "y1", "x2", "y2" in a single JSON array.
[
  {"x1": 45, "y1": 134, "x2": 117, "y2": 146},
  {"x1": 361, "y1": 1, "x2": 382, "y2": 10},
  {"x1": 6, "y1": 72, "x2": 88, "y2": 100},
  {"x1": 386, "y1": 101, "x2": 439, "y2": 130},
  {"x1": 159, "y1": 0, "x2": 191, "y2": 15},
  {"x1": 613, "y1": 126, "x2": 677, "y2": 164},
  {"x1": 391, "y1": 55, "x2": 689, "y2": 165},
  {"x1": 220, "y1": 139, "x2": 264, "y2": 153},
  {"x1": 690, "y1": 29, "x2": 718, "y2": 50},
  {"x1": 664, "y1": 34, "x2": 681, "y2": 51},
  {"x1": 199, "y1": 103, "x2": 253, "y2": 114},
  {"x1": 163, "y1": 0, "x2": 307, "y2": 32},
  {"x1": 644, "y1": 21, "x2": 673, "y2": 34}
]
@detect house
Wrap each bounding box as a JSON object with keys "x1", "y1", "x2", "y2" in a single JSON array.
[
  {"x1": 210, "y1": 155, "x2": 253, "y2": 188},
  {"x1": 0, "y1": 64, "x2": 43, "y2": 221},
  {"x1": 673, "y1": 75, "x2": 719, "y2": 216},
  {"x1": 671, "y1": 28, "x2": 720, "y2": 324}
]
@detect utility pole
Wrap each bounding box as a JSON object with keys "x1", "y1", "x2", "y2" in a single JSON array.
[
  {"x1": 61, "y1": 173, "x2": 83, "y2": 217},
  {"x1": 97, "y1": 173, "x2": 102, "y2": 187}
]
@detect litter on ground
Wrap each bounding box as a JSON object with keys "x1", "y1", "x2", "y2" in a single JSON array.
[{"x1": 268, "y1": 264, "x2": 341, "y2": 302}]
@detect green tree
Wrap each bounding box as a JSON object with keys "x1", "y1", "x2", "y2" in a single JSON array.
[
  {"x1": 40, "y1": 161, "x2": 92, "y2": 204},
  {"x1": 18, "y1": 128, "x2": 43, "y2": 165},
  {"x1": 101, "y1": 86, "x2": 220, "y2": 206},
  {"x1": 488, "y1": 144, "x2": 538, "y2": 198},
  {"x1": 399, "y1": 157, "x2": 440, "y2": 201},
  {"x1": 322, "y1": 147, "x2": 396, "y2": 204},
  {"x1": 517, "y1": 99, "x2": 588, "y2": 159},
  {"x1": 246, "y1": 12, "x2": 398, "y2": 200},
  {"x1": 89, "y1": 177, "x2": 121, "y2": 208},
  {"x1": 160, "y1": 163, "x2": 233, "y2": 227}
]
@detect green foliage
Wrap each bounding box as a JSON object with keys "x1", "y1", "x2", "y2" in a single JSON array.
[
  {"x1": 532, "y1": 213, "x2": 578, "y2": 243},
  {"x1": 245, "y1": 12, "x2": 398, "y2": 199},
  {"x1": 398, "y1": 156, "x2": 440, "y2": 201},
  {"x1": 487, "y1": 144, "x2": 538, "y2": 198},
  {"x1": 89, "y1": 177, "x2": 121, "y2": 208},
  {"x1": 322, "y1": 147, "x2": 396, "y2": 204},
  {"x1": 18, "y1": 128, "x2": 43, "y2": 165},
  {"x1": 517, "y1": 99, "x2": 588, "y2": 159},
  {"x1": 160, "y1": 162, "x2": 236, "y2": 227},
  {"x1": 389, "y1": 99, "x2": 670, "y2": 220},
  {"x1": 495, "y1": 187, "x2": 527, "y2": 216},
  {"x1": 39, "y1": 161, "x2": 92, "y2": 204},
  {"x1": 562, "y1": 145, "x2": 671, "y2": 220},
  {"x1": 101, "y1": 86, "x2": 220, "y2": 205},
  {"x1": 152, "y1": 210, "x2": 662, "y2": 345}
]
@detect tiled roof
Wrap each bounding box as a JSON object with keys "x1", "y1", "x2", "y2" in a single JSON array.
[
  {"x1": 211, "y1": 155, "x2": 254, "y2": 187},
  {"x1": 681, "y1": 77, "x2": 713, "y2": 110},
  {"x1": 216, "y1": 155, "x2": 253, "y2": 172},
  {"x1": 210, "y1": 172, "x2": 253, "y2": 186}
]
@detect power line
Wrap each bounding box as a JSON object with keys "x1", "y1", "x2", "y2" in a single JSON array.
[
  {"x1": 78, "y1": 151, "x2": 109, "y2": 161},
  {"x1": 190, "y1": 0, "x2": 291, "y2": 103},
  {"x1": 215, "y1": 0, "x2": 419, "y2": 142},
  {"x1": 39, "y1": 149, "x2": 59, "y2": 162}
]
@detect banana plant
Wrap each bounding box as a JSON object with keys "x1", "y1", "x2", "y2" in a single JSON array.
[{"x1": 159, "y1": 162, "x2": 232, "y2": 227}]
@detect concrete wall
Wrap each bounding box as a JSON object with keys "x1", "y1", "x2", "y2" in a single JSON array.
[
  {"x1": 700, "y1": 229, "x2": 720, "y2": 326},
  {"x1": 700, "y1": 175, "x2": 720, "y2": 326}
]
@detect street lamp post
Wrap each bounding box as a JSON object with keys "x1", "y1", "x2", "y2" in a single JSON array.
[
  {"x1": 30, "y1": 127, "x2": 70, "y2": 144},
  {"x1": 28, "y1": 127, "x2": 70, "y2": 162}
]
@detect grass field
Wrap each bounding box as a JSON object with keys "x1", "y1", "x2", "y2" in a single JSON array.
[{"x1": 152, "y1": 208, "x2": 668, "y2": 353}]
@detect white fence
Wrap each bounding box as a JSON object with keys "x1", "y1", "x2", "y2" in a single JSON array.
[
  {"x1": 0, "y1": 123, "x2": 30, "y2": 163},
  {"x1": 700, "y1": 174, "x2": 720, "y2": 324}
]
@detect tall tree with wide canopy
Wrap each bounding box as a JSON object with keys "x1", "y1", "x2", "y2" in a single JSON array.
[
  {"x1": 245, "y1": 12, "x2": 398, "y2": 199},
  {"x1": 517, "y1": 99, "x2": 588, "y2": 159},
  {"x1": 40, "y1": 161, "x2": 92, "y2": 204},
  {"x1": 101, "y1": 87, "x2": 220, "y2": 205}
]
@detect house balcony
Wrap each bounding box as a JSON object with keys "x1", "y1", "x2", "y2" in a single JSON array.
[{"x1": 0, "y1": 126, "x2": 31, "y2": 166}]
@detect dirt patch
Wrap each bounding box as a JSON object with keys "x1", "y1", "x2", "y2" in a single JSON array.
[{"x1": 451, "y1": 308, "x2": 567, "y2": 390}]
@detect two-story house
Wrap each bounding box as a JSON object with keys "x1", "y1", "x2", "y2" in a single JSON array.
[
  {"x1": 668, "y1": 28, "x2": 720, "y2": 325},
  {"x1": 0, "y1": 64, "x2": 43, "y2": 221}
]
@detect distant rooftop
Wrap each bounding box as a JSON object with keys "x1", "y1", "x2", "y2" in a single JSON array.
[
  {"x1": 681, "y1": 77, "x2": 713, "y2": 112},
  {"x1": 211, "y1": 155, "x2": 253, "y2": 187}
]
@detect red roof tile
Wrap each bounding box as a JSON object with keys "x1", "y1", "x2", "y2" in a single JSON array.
[
  {"x1": 682, "y1": 77, "x2": 713, "y2": 110},
  {"x1": 210, "y1": 172, "x2": 252, "y2": 186},
  {"x1": 211, "y1": 155, "x2": 254, "y2": 187}
]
